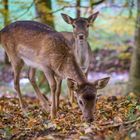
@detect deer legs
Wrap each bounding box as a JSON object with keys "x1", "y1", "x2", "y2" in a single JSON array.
[
  {"x1": 13, "y1": 63, "x2": 61, "y2": 119},
  {"x1": 43, "y1": 68, "x2": 57, "y2": 119},
  {"x1": 8, "y1": 51, "x2": 60, "y2": 119},
  {"x1": 67, "y1": 79, "x2": 75, "y2": 104},
  {"x1": 55, "y1": 77, "x2": 62, "y2": 110},
  {"x1": 13, "y1": 65, "x2": 60, "y2": 119},
  {"x1": 28, "y1": 68, "x2": 49, "y2": 113},
  {"x1": 4, "y1": 47, "x2": 26, "y2": 112},
  {"x1": 13, "y1": 61, "x2": 25, "y2": 112},
  {"x1": 70, "y1": 89, "x2": 74, "y2": 103}
]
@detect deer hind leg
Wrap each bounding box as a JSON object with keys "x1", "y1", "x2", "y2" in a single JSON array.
[
  {"x1": 3, "y1": 45, "x2": 26, "y2": 112},
  {"x1": 12, "y1": 59, "x2": 25, "y2": 112},
  {"x1": 43, "y1": 68, "x2": 57, "y2": 119},
  {"x1": 55, "y1": 76, "x2": 62, "y2": 111},
  {"x1": 28, "y1": 68, "x2": 49, "y2": 113}
]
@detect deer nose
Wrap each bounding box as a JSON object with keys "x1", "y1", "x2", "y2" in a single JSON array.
[
  {"x1": 85, "y1": 117, "x2": 94, "y2": 123},
  {"x1": 87, "y1": 118, "x2": 94, "y2": 123},
  {"x1": 78, "y1": 34, "x2": 84, "y2": 40}
]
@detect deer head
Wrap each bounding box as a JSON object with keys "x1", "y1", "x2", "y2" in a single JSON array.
[
  {"x1": 61, "y1": 12, "x2": 99, "y2": 41},
  {"x1": 73, "y1": 77, "x2": 110, "y2": 122}
]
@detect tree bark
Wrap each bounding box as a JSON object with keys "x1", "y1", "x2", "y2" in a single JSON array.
[
  {"x1": 126, "y1": 0, "x2": 140, "y2": 96},
  {"x1": 34, "y1": 0, "x2": 54, "y2": 27},
  {"x1": 76, "y1": 0, "x2": 81, "y2": 17},
  {"x1": 2, "y1": 0, "x2": 10, "y2": 64}
]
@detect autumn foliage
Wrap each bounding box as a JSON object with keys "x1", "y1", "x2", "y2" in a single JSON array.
[{"x1": 0, "y1": 95, "x2": 140, "y2": 139}]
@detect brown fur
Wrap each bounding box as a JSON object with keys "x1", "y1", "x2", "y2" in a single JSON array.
[
  {"x1": 0, "y1": 20, "x2": 109, "y2": 122},
  {"x1": 60, "y1": 13, "x2": 99, "y2": 103},
  {"x1": 0, "y1": 21, "x2": 86, "y2": 118}
]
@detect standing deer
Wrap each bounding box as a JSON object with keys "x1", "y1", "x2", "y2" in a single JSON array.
[
  {"x1": 60, "y1": 12, "x2": 99, "y2": 103},
  {"x1": 0, "y1": 21, "x2": 109, "y2": 122}
]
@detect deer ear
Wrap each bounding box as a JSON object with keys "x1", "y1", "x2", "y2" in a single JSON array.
[
  {"x1": 93, "y1": 77, "x2": 110, "y2": 89},
  {"x1": 87, "y1": 11, "x2": 99, "y2": 24},
  {"x1": 61, "y1": 13, "x2": 74, "y2": 24}
]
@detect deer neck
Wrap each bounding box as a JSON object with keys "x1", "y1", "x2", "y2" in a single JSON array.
[
  {"x1": 64, "y1": 54, "x2": 87, "y2": 85},
  {"x1": 74, "y1": 38, "x2": 89, "y2": 73}
]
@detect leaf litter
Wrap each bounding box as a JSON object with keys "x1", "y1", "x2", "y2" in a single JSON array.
[{"x1": 0, "y1": 94, "x2": 140, "y2": 140}]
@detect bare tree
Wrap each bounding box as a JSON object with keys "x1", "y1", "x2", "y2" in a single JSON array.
[{"x1": 127, "y1": 0, "x2": 140, "y2": 96}]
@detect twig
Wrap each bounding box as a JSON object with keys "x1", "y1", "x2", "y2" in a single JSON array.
[
  {"x1": 91, "y1": 0, "x2": 106, "y2": 7},
  {"x1": 48, "y1": 5, "x2": 89, "y2": 15},
  {"x1": 124, "y1": 117, "x2": 140, "y2": 125},
  {"x1": 11, "y1": 1, "x2": 104, "y2": 22},
  {"x1": 47, "y1": 7, "x2": 65, "y2": 14},
  {"x1": 32, "y1": 5, "x2": 91, "y2": 20},
  {"x1": 101, "y1": 116, "x2": 140, "y2": 129},
  {"x1": 11, "y1": 2, "x2": 34, "y2": 22}
]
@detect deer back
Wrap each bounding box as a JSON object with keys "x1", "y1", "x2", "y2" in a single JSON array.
[{"x1": 0, "y1": 21, "x2": 86, "y2": 83}]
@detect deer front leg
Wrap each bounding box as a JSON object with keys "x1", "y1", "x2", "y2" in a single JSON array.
[
  {"x1": 85, "y1": 69, "x2": 89, "y2": 78},
  {"x1": 67, "y1": 79, "x2": 75, "y2": 104},
  {"x1": 28, "y1": 68, "x2": 49, "y2": 113},
  {"x1": 55, "y1": 76, "x2": 62, "y2": 110},
  {"x1": 70, "y1": 90, "x2": 74, "y2": 103},
  {"x1": 43, "y1": 68, "x2": 57, "y2": 119}
]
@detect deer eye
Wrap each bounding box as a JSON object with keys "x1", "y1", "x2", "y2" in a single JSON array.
[{"x1": 79, "y1": 100, "x2": 83, "y2": 106}]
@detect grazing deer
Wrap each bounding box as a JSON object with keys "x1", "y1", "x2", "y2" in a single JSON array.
[
  {"x1": 60, "y1": 12, "x2": 99, "y2": 103},
  {"x1": 0, "y1": 21, "x2": 109, "y2": 122}
]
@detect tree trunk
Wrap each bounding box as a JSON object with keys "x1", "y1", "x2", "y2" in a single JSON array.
[
  {"x1": 76, "y1": 0, "x2": 81, "y2": 17},
  {"x1": 126, "y1": 0, "x2": 140, "y2": 96},
  {"x1": 34, "y1": 0, "x2": 54, "y2": 27},
  {"x1": 2, "y1": 0, "x2": 10, "y2": 64}
]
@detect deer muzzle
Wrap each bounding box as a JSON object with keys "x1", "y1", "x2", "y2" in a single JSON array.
[
  {"x1": 77, "y1": 33, "x2": 85, "y2": 40},
  {"x1": 83, "y1": 109, "x2": 94, "y2": 123},
  {"x1": 84, "y1": 115, "x2": 94, "y2": 123}
]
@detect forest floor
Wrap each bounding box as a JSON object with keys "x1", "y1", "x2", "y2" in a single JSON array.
[
  {"x1": 1, "y1": 47, "x2": 140, "y2": 140},
  {"x1": 0, "y1": 95, "x2": 140, "y2": 140}
]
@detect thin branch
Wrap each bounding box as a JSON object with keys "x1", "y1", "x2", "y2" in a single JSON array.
[
  {"x1": 11, "y1": 1, "x2": 34, "y2": 22},
  {"x1": 32, "y1": 5, "x2": 90, "y2": 20},
  {"x1": 11, "y1": 1, "x2": 105, "y2": 22},
  {"x1": 91, "y1": 0, "x2": 106, "y2": 7},
  {"x1": 47, "y1": 6, "x2": 65, "y2": 14},
  {"x1": 101, "y1": 116, "x2": 140, "y2": 130},
  {"x1": 32, "y1": 7, "x2": 66, "y2": 20},
  {"x1": 11, "y1": 0, "x2": 128, "y2": 22},
  {"x1": 47, "y1": 5, "x2": 91, "y2": 15}
]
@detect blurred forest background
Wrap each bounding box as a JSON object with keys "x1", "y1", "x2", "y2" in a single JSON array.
[
  {"x1": 0, "y1": 0, "x2": 139, "y2": 97},
  {"x1": 1, "y1": 0, "x2": 140, "y2": 139}
]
